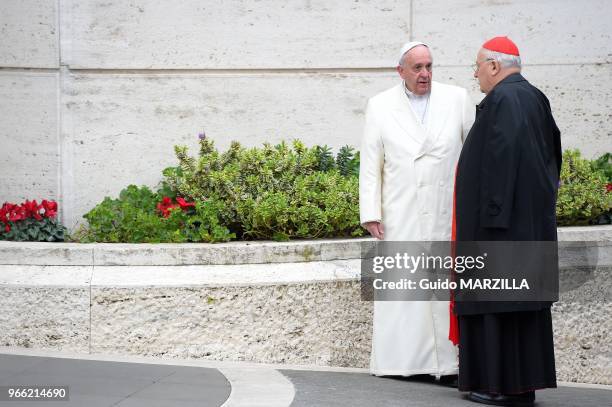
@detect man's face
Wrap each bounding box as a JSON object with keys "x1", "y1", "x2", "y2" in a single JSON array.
[
  {"x1": 397, "y1": 46, "x2": 432, "y2": 95},
  {"x1": 473, "y1": 49, "x2": 494, "y2": 94}
]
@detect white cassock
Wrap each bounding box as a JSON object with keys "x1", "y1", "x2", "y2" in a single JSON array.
[{"x1": 359, "y1": 81, "x2": 474, "y2": 376}]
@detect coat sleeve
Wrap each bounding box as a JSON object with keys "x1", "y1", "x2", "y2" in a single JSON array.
[
  {"x1": 545, "y1": 96, "x2": 563, "y2": 177},
  {"x1": 479, "y1": 94, "x2": 521, "y2": 229},
  {"x1": 359, "y1": 99, "x2": 384, "y2": 225},
  {"x1": 461, "y1": 88, "x2": 475, "y2": 143}
]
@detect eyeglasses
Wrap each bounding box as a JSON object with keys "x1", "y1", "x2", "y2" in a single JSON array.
[{"x1": 472, "y1": 58, "x2": 494, "y2": 73}]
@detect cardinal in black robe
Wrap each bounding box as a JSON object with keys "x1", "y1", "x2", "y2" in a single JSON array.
[{"x1": 453, "y1": 36, "x2": 562, "y2": 407}]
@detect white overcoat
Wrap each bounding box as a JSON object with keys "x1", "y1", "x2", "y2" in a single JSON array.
[{"x1": 359, "y1": 81, "x2": 474, "y2": 376}]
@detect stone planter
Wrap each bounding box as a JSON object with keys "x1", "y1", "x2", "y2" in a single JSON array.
[{"x1": 0, "y1": 225, "x2": 610, "y2": 384}]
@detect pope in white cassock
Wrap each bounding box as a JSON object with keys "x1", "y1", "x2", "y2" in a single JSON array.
[{"x1": 359, "y1": 41, "x2": 474, "y2": 380}]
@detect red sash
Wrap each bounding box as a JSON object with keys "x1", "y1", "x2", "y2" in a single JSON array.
[{"x1": 449, "y1": 167, "x2": 460, "y2": 346}]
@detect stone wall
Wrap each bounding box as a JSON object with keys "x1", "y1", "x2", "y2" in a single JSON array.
[{"x1": 1, "y1": 1, "x2": 611, "y2": 228}]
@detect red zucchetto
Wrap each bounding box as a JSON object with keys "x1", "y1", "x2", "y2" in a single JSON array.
[{"x1": 482, "y1": 36, "x2": 520, "y2": 56}]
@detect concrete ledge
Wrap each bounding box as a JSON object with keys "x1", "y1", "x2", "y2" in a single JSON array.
[
  {"x1": 0, "y1": 238, "x2": 364, "y2": 266},
  {"x1": 0, "y1": 225, "x2": 610, "y2": 385},
  {"x1": 0, "y1": 225, "x2": 610, "y2": 266}
]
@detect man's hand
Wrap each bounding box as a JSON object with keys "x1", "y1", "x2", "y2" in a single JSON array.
[{"x1": 364, "y1": 221, "x2": 384, "y2": 240}]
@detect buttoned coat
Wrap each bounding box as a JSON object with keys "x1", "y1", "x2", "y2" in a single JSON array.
[
  {"x1": 454, "y1": 73, "x2": 562, "y2": 316},
  {"x1": 360, "y1": 81, "x2": 474, "y2": 375}
]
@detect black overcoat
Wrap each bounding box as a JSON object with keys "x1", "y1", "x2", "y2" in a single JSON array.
[{"x1": 454, "y1": 73, "x2": 562, "y2": 315}]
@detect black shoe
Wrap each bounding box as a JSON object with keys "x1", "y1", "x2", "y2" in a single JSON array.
[
  {"x1": 438, "y1": 374, "x2": 458, "y2": 388},
  {"x1": 467, "y1": 391, "x2": 535, "y2": 406}
]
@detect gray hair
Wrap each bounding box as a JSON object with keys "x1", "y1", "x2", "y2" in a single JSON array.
[{"x1": 483, "y1": 49, "x2": 521, "y2": 69}]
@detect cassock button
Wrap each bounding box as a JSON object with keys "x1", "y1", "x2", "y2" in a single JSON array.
[{"x1": 487, "y1": 202, "x2": 501, "y2": 216}]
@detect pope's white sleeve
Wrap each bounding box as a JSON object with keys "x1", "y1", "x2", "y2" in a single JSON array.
[
  {"x1": 461, "y1": 88, "x2": 475, "y2": 143},
  {"x1": 359, "y1": 100, "x2": 384, "y2": 225}
]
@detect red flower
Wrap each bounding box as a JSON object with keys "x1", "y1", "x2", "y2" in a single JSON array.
[
  {"x1": 0, "y1": 199, "x2": 59, "y2": 229},
  {"x1": 156, "y1": 196, "x2": 195, "y2": 218},
  {"x1": 157, "y1": 196, "x2": 178, "y2": 218},
  {"x1": 176, "y1": 197, "x2": 195, "y2": 209},
  {"x1": 1, "y1": 203, "x2": 17, "y2": 223},
  {"x1": 41, "y1": 200, "x2": 58, "y2": 218},
  {"x1": 23, "y1": 200, "x2": 37, "y2": 212},
  {"x1": 22, "y1": 200, "x2": 43, "y2": 220},
  {"x1": 607, "y1": 183, "x2": 612, "y2": 193},
  {"x1": 8, "y1": 208, "x2": 25, "y2": 222}
]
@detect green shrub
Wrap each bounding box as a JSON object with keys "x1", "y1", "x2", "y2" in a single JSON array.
[
  {"x1": 163, "y1": 138, "x2": 363, "y2": 241},
  {"x1": 79, "y1": 139, "x2": 362, "y2": 243},
  {"x1": 590, "y1": 152, "x2": 612, "y2": 224},
  {"x1": 591, "y1": 153, "x2": 612, "y2": 182},
  {"x1": 556, "y1": 150, "x2": 612, "y2": 226},
  {"x1": 79, "y1": 135, "x2": 611, "y2": 244},
  {"x1": 79, "y1": 185, "x2": 233, "y2": 243}
]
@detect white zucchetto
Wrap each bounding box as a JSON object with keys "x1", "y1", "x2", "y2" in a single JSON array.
[{"x1": 398, "y1": 41, "x2": 428, "y2": 64}]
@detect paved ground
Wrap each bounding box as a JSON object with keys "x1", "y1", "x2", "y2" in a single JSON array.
[
  {"x1": 282, "y1": 371, "x2": 612, "y2": 407},
  {"x1": 0, "y1": 350, "x2": 610, "y2": 406},
  {"x1": 0, "y1": 355, "x2": 230, "y2": 407}
]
